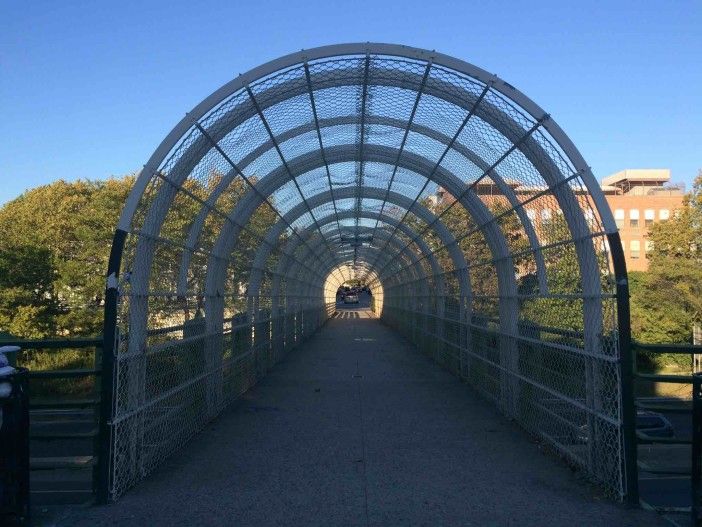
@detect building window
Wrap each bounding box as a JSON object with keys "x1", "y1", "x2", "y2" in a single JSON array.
[
  {"x1": 630, "y1": 209, "x2": 639, "y2": 229},
  {"x1": 644, "y1": 209, "x2": 655, "y2": 227},
  {"x1": 541, "y1": 209, "x2": 552, "y2": 224},
  {"x1": 660, "y1": 209, "x2": 670, "y2": 221},
  {"x1": 614, "y1": 209, "x2": 625, "y2": 229},
  {"x1": 630, "y1": 240, "x2": 640, "y2": 259},
  {"x1": 526, "y1": 209, "x2": 536, "y2": 221}
]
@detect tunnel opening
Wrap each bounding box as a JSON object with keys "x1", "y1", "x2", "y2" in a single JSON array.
[
  {"x1": 323, "y1": 267, "x2": 384, "y2": 315},
  {"x1": 102, "y1": 43, "x2": 635, "y2": 503}
]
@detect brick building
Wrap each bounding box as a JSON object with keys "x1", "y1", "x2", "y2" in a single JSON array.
[
  {"x1": 600, "y1": 169, "x2": 684, "y2": 271},
  {"x1": 428, "y1": 168, "x2": 684, "y2": 273}
]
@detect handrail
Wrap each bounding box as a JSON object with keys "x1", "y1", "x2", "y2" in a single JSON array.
[
  {"x1": 2, "y1": 337, "x2": 105, "y2": 504},
  {"x1": 1, "y1": 337, "x2": 102, "y2": 349},
  {"x1": 633, "y1": 341, "x2": 702, "y2": 355},
  {"x1": 0, "y1": 368, "x2": 30, "y2": 525},
  {"x1": 633, "y1": 339, "x2": 702, "y2": 522},
  {"x1": 693, "y1": 373, "x2": 702, "y2": 525}
]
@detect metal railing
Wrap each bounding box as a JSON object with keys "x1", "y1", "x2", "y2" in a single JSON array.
[
  {"x1": 101, "y1": 300, "x2": 336, "y2": 501},
  {"x1": 1, "y1": 338, "x2": 105, "y2": 505},
  {"x1": 381, "y1": 304, "x2": 634, "y2": 500},
  {"x1": 632, "y1": 340, "x2": 702, "y2": 525},
  {"x1": 8, "y1": 319, "x2": 699, "y2": 519},
  {"x1": 692, "y1": 373, "x2": 702, "y2": 526},
  {"x1": 0, "y1": 368, "x2": 30, "y2": 526}
]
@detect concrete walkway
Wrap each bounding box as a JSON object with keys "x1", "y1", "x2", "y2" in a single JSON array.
[{"x1": 60, "y1": 308, "x2": 666, "y2": 526}]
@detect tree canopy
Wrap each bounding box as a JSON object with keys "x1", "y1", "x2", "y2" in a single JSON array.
[
  {"x1": 0, "y1": 177, "x2": 134, "y2": 337},
  {"x1": 0, "y1": 174, "x2": 279, "y2": 338},
  {"x1": 629, "y1": 170, "x2": 702, "y2": 350},
  {"x1": 1, "y1": 169, "x2": 700, "y2": 364}
]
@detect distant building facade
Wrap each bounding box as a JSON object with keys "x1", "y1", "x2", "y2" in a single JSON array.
[
  {"x1": 600, "y1": 169, "x2": 684, "y2": 271},
  {"x1": 428, "y1": 168, "x2": 684, "y2": 273}
]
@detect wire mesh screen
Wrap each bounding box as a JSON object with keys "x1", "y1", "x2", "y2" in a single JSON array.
[{"x1": 106, "y1": 44, "x2": 629, "y2": 501}]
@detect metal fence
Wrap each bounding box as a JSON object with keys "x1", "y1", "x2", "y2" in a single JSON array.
[
  {"x1": 1, "y1": 338, "x2": 104, "y2": 505},
  {"x1": 0, "y1": 368, "x2": 29, "y2": 525},
  {"x1": 105, "y1": 301, "x2": 332, "y2": 500},
  {"x1": 632, "y1": 341, "x2": 702, "y2": 524},
  {"x1": 384, "y1": 307, "x2": 629, "y2": 495},
  {"x1": 102, "y1": 43, "x2": 634, "y2": 502}
]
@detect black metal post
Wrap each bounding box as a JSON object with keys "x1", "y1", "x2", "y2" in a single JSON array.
[
  {"x1": 0, "y1": 368, "x2": 30, "y2": 526},
  {"x1": 607, "y1": 231, "x2": 639, "y2": 504},
  {"x1": 692, "y1": 373, "x2": 702, "y2": 526},
  {"x1": 96, "y1": 228, "x2": 127, "y2": 503}
]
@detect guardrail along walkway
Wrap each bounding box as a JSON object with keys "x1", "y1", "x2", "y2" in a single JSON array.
[{"x1": 61, "y1": 308, "x2": 666, "y2": 526}]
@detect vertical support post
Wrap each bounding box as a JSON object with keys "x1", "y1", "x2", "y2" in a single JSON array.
[
  {"x1": 694, "y1": 325, "x2": 702, "y2": 373},
  {"x1": 608, "y1": 231, "x2": 638, "y2": 504},
  {"x1": 17, "y1": 369, "x2": 30, "y2": 525},
  {"x1": 97, "y1": 228, "x2": 127, "y2": 504},
  {"x1": 0, "y1": 368, "x2": 30, "y2": 525},
  {"x1": 692, "y1": 373, "x2": 702, "y2": 526}
]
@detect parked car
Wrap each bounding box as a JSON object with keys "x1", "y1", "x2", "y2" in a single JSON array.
[
  {"x1": 577, "y1": 410, "x2": 674, "y2": 443},
  {"x1": 344, "y1": 294, "x2": 359, "y2": 304},
  {"x1": 635, "y1": 410, "x2": 675, "y2": 438}
]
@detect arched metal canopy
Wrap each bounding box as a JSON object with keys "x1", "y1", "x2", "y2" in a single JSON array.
[{"x1": 103, "y1": 43, "x2": 635, "y2": 504}]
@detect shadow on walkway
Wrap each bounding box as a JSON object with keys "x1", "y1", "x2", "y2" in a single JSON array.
[{"x1": 59, "y1": 308, "x2": 666, "y2": 526}]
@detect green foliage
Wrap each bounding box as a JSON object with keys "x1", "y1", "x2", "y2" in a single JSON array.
[
  {"x1": 0, "y1": 177, "x2": 134, "y2": 337},
  {"x1": 0, "y1": 172, "x2": 281, "y2": 397},
  {"x1": 0, "y1": 244, "x2": 58, "y2": 337},
  {"x1": 629, "y1": 170, "x2": 702, "y2": 369},
  {"x1": 631, "y1": 172, "x2": 702, "y2": 342},
  {"x1": 17, "y1": 348, "x2": 95, "y2": 398},
  {"x1": 429, "y1": 198, "x2": 530, "y2": 303},
  {"x1": 519, "y1": 213, "x2": 587, "y2": 332},
  {"x1": 0, "y1": 173, "x2": 280, "y2": 339}
]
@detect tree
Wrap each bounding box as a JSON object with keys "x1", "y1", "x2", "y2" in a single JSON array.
[
  {"x1": 0, "y1": 244, "x2": 58, "y2": 338},
  {"x1": 397, "y1": 196, "x2": 531, "y2": 321},
  {"x1": 518, "y1": 212, "x2": 587, "y2": 333},
  {"x1": 0, "y1": 177, "x2": 134, "y2": 337},
  {"x1": 0, "y1": 173, "x2": 282, "y2": 338},
  {"x1": 630, "y1": 170, "x2": 702, "y2": 355}
]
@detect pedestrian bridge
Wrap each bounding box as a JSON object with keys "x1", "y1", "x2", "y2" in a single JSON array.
[{"x1": 96, "y1": 43, "x2": 645, "y2": 521}]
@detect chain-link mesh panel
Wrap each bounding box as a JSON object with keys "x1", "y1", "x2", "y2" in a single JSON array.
[{"x1": 107, "y1": 45, "x2": 629, "y2": 502}]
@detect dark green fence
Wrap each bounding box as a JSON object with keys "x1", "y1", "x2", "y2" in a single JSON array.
[
  {"x1": 2, "y1": 338, "x2": 105, "y2": 505},
  {"x1": 632, "y1": 340, "x2": 702, "y2": 522}
]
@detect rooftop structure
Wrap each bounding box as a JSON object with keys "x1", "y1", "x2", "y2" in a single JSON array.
[
  {"x1": 603, "y1": 169, "x2": 685, "y2": 271},
  {"x1": 601, "y1": 168, "x2": 683, "y2": 196}
]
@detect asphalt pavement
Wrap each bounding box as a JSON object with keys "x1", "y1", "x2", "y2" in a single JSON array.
[{"x1": 55, "y1": 304, "x2": 668, "y2": 526}]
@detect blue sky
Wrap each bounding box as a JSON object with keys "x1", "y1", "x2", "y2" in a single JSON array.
[{"x1": 1, "y1": 0, "x2": 700, "y2": 204}]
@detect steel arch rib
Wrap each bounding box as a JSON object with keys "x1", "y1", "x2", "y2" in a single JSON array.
[
  {"x1": 121, "y1": 45, "x2": 604, "y2": 369},
  {"x1": 251, "y1": 209, "x2": 448, "y2": 298},
  {"x1": 104, "y1": 43, "x2": 630, "y2": 502},
  {"x1": 245, "y1": 190, "x2": 468, "y2": 298},
  {"x1": 118, "y1": 43, "x2": 613, "y2": 237},
  {"x1": 274, "y1": 240, "x2": 423, "y2": 313},
  {"x1": 201, "y1": 145, "x2": 507, "y2": 288},
  {"x1": 177, "y1": 114, "x2": 547, "y2": 295},
  {"x1": 262, "y1": 214, "x2": 445, "y2": 306},
  {"x1": 124, "y1": 46, "x2": 603, "y2": 300}
]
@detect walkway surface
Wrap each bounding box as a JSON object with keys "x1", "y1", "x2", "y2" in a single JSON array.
[{"x1": 59, "y1": 306, "x2": 666, "y2": 527}]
